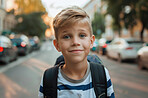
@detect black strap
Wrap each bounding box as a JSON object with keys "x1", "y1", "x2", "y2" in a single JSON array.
[
  {"x1": 43, "y1": 65, "x2": 59, "y2": 98},
  {"x1": 90, "y1": 62, "x2": 107, "y2": 98}
]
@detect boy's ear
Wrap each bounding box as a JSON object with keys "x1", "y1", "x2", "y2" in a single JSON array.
[
  {"x1": 90, "y1": 35, "x2": 95, "y2": 48},
  {"x1": 53, "y1": 39, "x2": 61, "y2": 52}
]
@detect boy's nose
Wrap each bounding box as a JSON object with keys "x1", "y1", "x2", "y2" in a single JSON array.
[{"x1": 71, "y1": 37, "x2": 80, "y2": 46}]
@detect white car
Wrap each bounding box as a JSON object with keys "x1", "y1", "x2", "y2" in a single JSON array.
[
  {"x1": 106, "y1": 38, "x2": 143, "y2": 62},
  {"x1": 137, "y1": 43, "x2": 148, "y2": 69}
]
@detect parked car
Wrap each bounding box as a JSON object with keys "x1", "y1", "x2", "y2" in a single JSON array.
[
  {"x1": 98, "y1": 38, "x2": 112, "y2": 55},
  {"x1": 11, "y1": 34, "x2": 31, "y2": 55},
  {"x1": 0, "y1": 35, "x2": 18, "y2": 64},
  {"x1": 106, "y1": 38, "x2": 144, "y2": 62},
  {"x1": 137, "y1": 43, "x2": 148, "y2": 69},
  {"x1": 29, "y1": 36, "x2": 41, "y2": 51}
]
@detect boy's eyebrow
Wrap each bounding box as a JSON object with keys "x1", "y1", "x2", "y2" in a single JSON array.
[
  {"x1": 60, "y1": 30, "x2": 69, "y2": 34},
  {"x1": 78, "y1": 28, "x2": 89, "y2": 32},
  {"x1": 78, "y1": 29, "x2": 87, "y2": 31},
  {"x1": 61, "y1": 29, "x2": 87, "y2": 33}
]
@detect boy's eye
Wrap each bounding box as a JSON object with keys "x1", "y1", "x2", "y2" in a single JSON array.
[
  {"x1": 63, "y1": 35, "x2": 70, "y2": 39},
  {"x1": 80, "y1": 34, "x2": 86, "y2": 38}
]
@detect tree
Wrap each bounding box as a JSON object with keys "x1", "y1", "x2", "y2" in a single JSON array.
[
  {"x1": 106, "y1": 0, "x2": 139, "y2": 36},
  {"x1": 12, "y1": 12, "x2": 47, "y2": 38},
  {"x1": 106, "y1": 0, "x2": 122, "y2": 32},
  {"x1": 15, "y1": 0, "x2": 45, "y2": 14},
  {"x1": 92, "y1": 12, "x2": 105, "y2": 38},
  {"x1": 105, "y1": 0, "x2": 148, "y2": 41},
  {"x1": 137, "y1": 0, "x2": 148, "y2": 41}
]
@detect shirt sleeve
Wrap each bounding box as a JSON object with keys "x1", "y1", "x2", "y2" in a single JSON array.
[
  {"x1": 104, "y1": 67, "x2": 115, "y2": 98},
  {"x1": 38, "y1": 76, "x2": 44, "y2": 98}
]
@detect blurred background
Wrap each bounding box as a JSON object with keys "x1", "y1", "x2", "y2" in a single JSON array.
[{"x1": 0, "y1": 0, "x2": 148, "y2": 98}]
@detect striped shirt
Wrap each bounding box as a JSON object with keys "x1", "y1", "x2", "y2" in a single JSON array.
[{"x1": 38, "y1": 62, "x2": 115, "y2": 98}]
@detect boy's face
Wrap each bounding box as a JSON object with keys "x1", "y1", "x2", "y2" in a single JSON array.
[{"x1": 53, "y1": 22, "x2": 95, "y2": 64}]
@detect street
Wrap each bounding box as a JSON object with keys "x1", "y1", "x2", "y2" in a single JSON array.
[
  {"x1": 0, "y1": 41, "x2": 148, "y2": 98},
  {"x1": 97, "y1": 54, "x2": 148, "y2": 98}
]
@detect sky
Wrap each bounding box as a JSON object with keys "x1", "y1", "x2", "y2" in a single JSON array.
[
  {"x1": 6, "y1": 0, "x2": 17, "y2": 11},
  {"x1": 41, "y1": 0, "x2": 90, "y2": 17}
]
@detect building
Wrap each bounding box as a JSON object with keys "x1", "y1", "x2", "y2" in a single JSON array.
[
  {"x1": 3, "y1": 13, "x2": 17, "y2": 31},
  {"x1": 83, "y1": 0, "x2": 101, "y2": 21},
  {"x1": 0, "y1": 0, "x2": 17, "y2": 35},
  {"x1": 83, "y1": 0, "x2": 114, "y2": 40},
  {"x1": 0, "y1": 0, "x2": 6, "y2": 34}
]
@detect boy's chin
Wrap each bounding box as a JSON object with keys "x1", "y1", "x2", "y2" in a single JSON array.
[{"x1": 66, "y1": 56, "x2": 87, "y2": 64}]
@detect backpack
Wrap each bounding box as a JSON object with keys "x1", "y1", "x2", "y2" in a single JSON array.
[{"x1": 43, "y1": 55, "x2": 107, "y2": 98}]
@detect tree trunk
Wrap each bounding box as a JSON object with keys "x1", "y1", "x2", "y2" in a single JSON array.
[
  {"x1": 140, "y1": 24, "x2": 145, "y2": 42},
  {"x1": 130, "y1": 27, "x2": 134, "y2": 37},
  {"x1": 118, "y1": 28, "x2": 121, "y2": 37}
]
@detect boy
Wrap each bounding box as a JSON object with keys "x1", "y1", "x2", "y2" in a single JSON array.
[{"x1": 39, "y1": 6, "x2": 115, "y2": 98}]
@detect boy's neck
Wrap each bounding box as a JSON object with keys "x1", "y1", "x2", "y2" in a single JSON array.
[{"x1": 61, "y1": 60, "x2": 88, "y2": 80}]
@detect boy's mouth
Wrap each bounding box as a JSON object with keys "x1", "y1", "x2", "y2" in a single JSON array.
[{"x1": 69, "y1": 49, "x2": 83, "y2": 53}]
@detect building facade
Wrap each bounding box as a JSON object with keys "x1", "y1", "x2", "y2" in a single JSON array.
[
  {"x1": 3, "y1": 13, "x2": 17, "y2": 31},
  {"x1": 83, "y1": 0, "x2": 101, "y2": 21},
  {"x1": 0, "y1": 0, "x2": 6, "y2": 34}
]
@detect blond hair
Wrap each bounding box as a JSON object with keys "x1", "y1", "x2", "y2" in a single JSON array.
[{"x1": 53, "y1": 6, "x2": 93, "y2": 39}]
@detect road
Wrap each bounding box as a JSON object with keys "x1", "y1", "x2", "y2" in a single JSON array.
[
  {"x1": 97, "y1": 54, "x2": 148, "y2": 98},
  {"x1": 0, "y1": 40, "x2": 148, "y2": 98},
  {"x1": 0, "y1": 41, "x2": 61, "y2": 98}
]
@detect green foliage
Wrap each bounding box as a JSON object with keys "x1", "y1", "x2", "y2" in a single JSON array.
[
  {"x1": 105, "y1": 0, "x2": 148, "y2": 40},
  {"x1": 137, "y1": 0, "x2": 148, "y2": 41},
  {"x1": 12, "y1": 12, "x2": 47, "y2": 38},
  {"x1": 15, "y1": 0, "x2": 45, "y2": 14},
  {"x1": 92, "y1": 12, "x2": 105, "y2": 38},
  {"x1": 106, "y1": 0, "x2": 139, "y2": 29},
  {"x1": 137, "y1": 0, "x2": 148, "y2": 29}
]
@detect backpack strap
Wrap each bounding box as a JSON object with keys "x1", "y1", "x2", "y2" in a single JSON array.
[
  {"x1": 43, "y1": 65, "x2": 59, "y2": 98},
  {"x1": 90, "y1": 62, "x2": 107, "y2": 98}
]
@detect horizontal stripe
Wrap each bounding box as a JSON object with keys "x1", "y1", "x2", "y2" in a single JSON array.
[
  {"x1": 107, "y1": 85, "x2": 114, "y2": 96},
  {"x1": 58, "y1": 82, "x2": 93, "y2": 91},
  {"x1": 107, "y1": 79, "x2": 112, "y2": 88},
  {"x1": 110, "y1": 93, "x2": 115, "y2": 98},
  {"x1": 39, "y1": 85, "x2": 43, "y2": 93}
]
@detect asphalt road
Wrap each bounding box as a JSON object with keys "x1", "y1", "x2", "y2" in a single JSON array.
[{"x1": 0, "y1": 40, "x2": 148, "y2": 98}]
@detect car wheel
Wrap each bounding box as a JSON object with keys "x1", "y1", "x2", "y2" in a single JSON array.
[
  {"x1": 24, "y1": 50, "x2": 29, "y2": 56},
  {"x1": 14, "y1": 55, "x2": 18, "y2": 60},
  {"x1": 118, "y1": 54, "x2": 123, "y2": 63},
  {"x1": 4, "y1": 58, "x2": 10, "y2": 64},
  {"x1": 138, "y1": 57, "x2": 144, "y2": 70}
]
